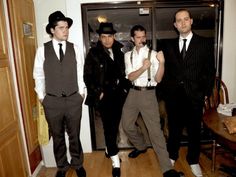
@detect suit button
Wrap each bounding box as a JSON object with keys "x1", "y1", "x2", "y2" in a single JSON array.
[{"x1": 61, "y1": 91, "x2": 66, "y2": 97}]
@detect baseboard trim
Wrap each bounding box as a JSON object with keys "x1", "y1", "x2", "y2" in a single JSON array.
[{"x1": 30, "y1": 161, "x2": 43, "y2": 177}]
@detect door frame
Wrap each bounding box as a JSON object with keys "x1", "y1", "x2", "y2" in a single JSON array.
[{"x1": 81, "y1": 0, "x2": 224, "y2": 150}]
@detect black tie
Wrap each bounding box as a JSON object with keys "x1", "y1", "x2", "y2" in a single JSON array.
[
  {"x1": 59, "y1": 43, "x2": 64, "y2": 62},
  {"x1": 181, "y1": 39, "x2": 187, "y2": 59}
]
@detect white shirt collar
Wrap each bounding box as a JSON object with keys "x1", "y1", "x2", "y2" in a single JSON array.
[
  {"x1": 52, "y1": 39, "x2": 66, "y2": 52},
  {"x1": 179, "y1": 31, "x2": 193, "y2": 41},
  {"x1": 133, "y1": 45, "x2": 148, "y2": 53},
  {"x1": 52, "y1": 38, "x2": 66, "y2": 47},
  {"x1": 179, "y1": 32, "x2": 193, "y2": 51}
]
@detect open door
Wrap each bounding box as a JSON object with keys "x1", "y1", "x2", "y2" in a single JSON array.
[
  {"x1": 0, "y1": 0, "x2": 27, "y2": 176},
  {"x1": 6, "y1": 0, "x2": 41, "y2": 173},
  {"x1": 82, "y1": 2, "x2": 154, "y2": 149}
]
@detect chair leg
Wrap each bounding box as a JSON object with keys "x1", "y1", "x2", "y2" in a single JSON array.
[{"x1": 212, "y1": 139, "x2": 216, "y2": 172}]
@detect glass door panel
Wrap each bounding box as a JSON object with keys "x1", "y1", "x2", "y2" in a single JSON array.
[
  {"x1": 83, "y1": 5, "x2": 153, "y2": 149},
  {"x1": 155, "y1": 6, "x2": 217, "y2": 39},
  {"x1": 82, "y1": 1, "x2": 223, "y2": 150},
  {"x1": 86, "y1": 7, "x2": 153, "y2": 53}
]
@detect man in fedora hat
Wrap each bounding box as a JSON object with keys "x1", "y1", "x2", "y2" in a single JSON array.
[
  {"x1": 84, "y1": 22, "x2": 129, "y2": 177},
  {"x1": 33, "y1": 11, "x2": 86, "y2": 177}
]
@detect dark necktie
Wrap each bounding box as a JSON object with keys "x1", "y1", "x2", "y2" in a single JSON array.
[
  {"x1": 181, "y1": 39, "x2": 187, "y2": 59},
  {"x1": 59, "y1": 43, "x2": 64, "y2": 62}
]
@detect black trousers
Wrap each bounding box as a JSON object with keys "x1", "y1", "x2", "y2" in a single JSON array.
[
  {"x1": 42, "y1": 93, "x2": 84, "y2": 171},
  {"x1": 98, "y1": 87, "x2": 125, "y2": 156},
  {"x1": 165, "y1": 86, "x2": 203, "y2": 164}
]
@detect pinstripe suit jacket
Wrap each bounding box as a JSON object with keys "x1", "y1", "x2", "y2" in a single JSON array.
[{"x1": 161, "y1": 33, "x2": 216, "y2": 106}]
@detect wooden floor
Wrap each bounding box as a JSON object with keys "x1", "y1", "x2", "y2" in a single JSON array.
[{"x1": 37, "y1": 146, "x2": 235, "y2": 177}]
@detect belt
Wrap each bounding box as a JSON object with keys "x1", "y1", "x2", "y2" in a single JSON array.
[
  {"x1": 132, "y1": 86, "x2": 156, "y2": 91},
  {"x1": 47, "y1": 91, "x2": 77, "y2": 97}
]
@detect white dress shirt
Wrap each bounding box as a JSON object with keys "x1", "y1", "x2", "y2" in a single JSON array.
[
  {"x1": 179, "y1": 31, "x2": 193, "y2": 52},
  {"x1": 124, "y1": 45, "x2": 159, "y2": 87},
  {"x1": 33, "y1": 38, "x2": 85, "y2": 100}
]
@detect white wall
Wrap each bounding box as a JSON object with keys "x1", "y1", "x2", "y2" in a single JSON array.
[
  {"x1": 34, "y1": 0, "x2": 236, "y2": 153},
  {"x1": 34, "y1": 0, "x2": 66, "y2": 45},
  {"x1": 222, "y1": 0, "x2": 236, "y2": 103}
]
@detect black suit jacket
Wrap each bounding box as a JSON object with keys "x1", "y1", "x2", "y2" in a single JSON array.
[{"x1": 160, "y1": 33, "x2": 215, "y2": 106}]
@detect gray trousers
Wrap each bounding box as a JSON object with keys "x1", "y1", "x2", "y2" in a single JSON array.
[
  {"x1": 42, "y1": 93, "x2": 84, "y2": 171},
  {"x1": 121, "y1": 88, "x2": 172, "y2": 173}
]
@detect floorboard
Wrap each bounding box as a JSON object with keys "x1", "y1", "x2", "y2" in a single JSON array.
[{"x1": 36, "y1": 146, "x2": 235, "y2": 177}]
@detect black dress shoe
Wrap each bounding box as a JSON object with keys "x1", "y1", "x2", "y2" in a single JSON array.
[
  {"x1": 55, "y1": 170, "x2": 66, "y2": 177},
  {"x1": 163, "y1": 169, "x2": 184, "y2": 177},
  {"x1": 128, "y1": 148, "x2": 147, "y2": 158},
  {"x1": 76, "y1": 167, "x2": 86, "y2": 177},
  {"x1": 112, "y1": 167, "x2": 120, "y2": 177},
  {"x1": 179, "y1": 172, "x2": 185, "y2": 177}
]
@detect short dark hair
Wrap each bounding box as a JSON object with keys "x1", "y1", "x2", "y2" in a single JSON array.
[
  {"x1": 173, "y1": 8, "x2": 192, "y2": 23},
  {"x1": 47, "y1": 21, "x2": 60, "y2": 36},
  {"x1": 130, "y1": 25, "x2": 146, "y2": 37}
]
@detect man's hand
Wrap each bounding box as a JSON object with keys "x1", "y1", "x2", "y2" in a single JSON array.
[
  {"x1": 142, "y1": 58, "x2": 151, "y2": 70},
  {"x1": 156, "y1": 51, "x2": 165, "y2": 64},
  {"x1": 128, "y1": 58, "x2": 151, "y2": 81},
  {"x1": 154, "y1": 51, "x2": 165, "y2": 83}
]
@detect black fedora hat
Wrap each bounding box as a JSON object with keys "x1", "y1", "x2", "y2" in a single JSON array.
[
  {"x1": 46, "y1": 11, "x2": 73, "y2": 35},
  {"x1": 96, "y1": 22, "x2": 117, "y2": 34}
]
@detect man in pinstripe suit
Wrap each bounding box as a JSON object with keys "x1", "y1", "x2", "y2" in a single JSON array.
[{"x1": 161, "y1": 9, "x2": 215, "y2": 177}]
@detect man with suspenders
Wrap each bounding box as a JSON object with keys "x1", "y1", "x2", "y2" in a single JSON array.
[{"x1": 121, "y1": 25, "x2": 182, "y2": 177}]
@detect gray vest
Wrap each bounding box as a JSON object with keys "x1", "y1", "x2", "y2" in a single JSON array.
[{"x1": 44, "y1": 41, "x2": 78, "y2": 97}]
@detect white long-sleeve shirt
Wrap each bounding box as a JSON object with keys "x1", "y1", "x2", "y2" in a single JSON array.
[
  {"x1": 124, "y1": 45, "x2": 159, "y2": 87},
  {"x1": 33, "y1": 39, "x2": 85, "y2": 100}
]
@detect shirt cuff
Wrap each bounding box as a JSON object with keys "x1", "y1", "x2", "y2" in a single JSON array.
[
  {"x1": 37, "y1": 92, "x2": 45, "y2": 100},
  {"x1": 78, "y1": 86, "x2": 86, "y2": 95}
]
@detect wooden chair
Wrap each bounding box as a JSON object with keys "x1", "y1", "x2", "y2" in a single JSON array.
[
  {"x1": 204, "y1": 77, "x2": 231, "y2": 172},
  {"x1": 204, "y1": 77, "x2": 229, "y2": 110}
]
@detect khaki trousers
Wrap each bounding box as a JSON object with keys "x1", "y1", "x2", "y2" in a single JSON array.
[{"x1": 121, "y1": 88, "x2": 172, "y2": 173}]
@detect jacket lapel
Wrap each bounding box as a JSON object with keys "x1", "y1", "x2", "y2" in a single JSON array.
[{"x1": 174, "y1": 38, "x2": 182, "y2": 62}]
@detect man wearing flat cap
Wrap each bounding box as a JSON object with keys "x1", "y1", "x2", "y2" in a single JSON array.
[
  {"x1": 33, "y1": 11, "x2": 86, "y2": 177},
  {"x1": 84, "y1": 22, "x2": 129, "y2": 177}
]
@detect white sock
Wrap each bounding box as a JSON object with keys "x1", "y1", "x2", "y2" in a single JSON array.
[
  {"x1": 170, "y1": 159, "x2": 175, "y2": 166},
  {"x1": 111, "y1": 154, "x2": 120, "y2": 168},
  {"x1": 105, "y1": 147, "x2": 108, "y2": 154}
]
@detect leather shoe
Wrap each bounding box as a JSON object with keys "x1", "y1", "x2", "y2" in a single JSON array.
[
  {"x1": 128, "y1": 148, "x2": 147, "y2": 158},
  {"x1": 76, "y1": 167, "x2": 86, "y2": 177},
  {"x1": 112, "y1": 167, "x2": 120, "y2": 177},
  {"x1": 163, "y1": 169, "x2": 184, "y2": 177},
  {"x1": 55, "y1": 170, "x2": 66, "y2": 177}
]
